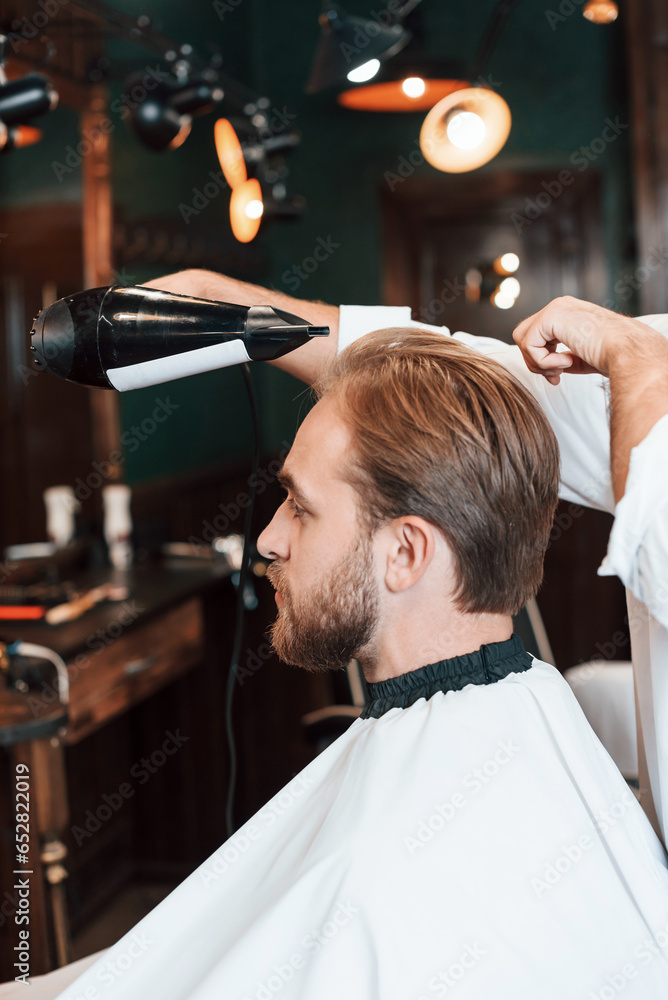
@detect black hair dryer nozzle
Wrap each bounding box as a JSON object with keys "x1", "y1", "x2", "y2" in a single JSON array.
[{"x1": 30, "y1": 285, "x2": 329, "y2": 391}]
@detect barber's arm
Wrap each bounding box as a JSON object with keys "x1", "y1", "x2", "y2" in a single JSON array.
[
  {"x1": 142, "y1": 268, "x2": 340, "y2": 385},
  {"x1": 513, "y1": 295, "x2": 668, "y2": 629},
  {"x1": 142, "y1": 270, "x2": 619, "y2": 512}
]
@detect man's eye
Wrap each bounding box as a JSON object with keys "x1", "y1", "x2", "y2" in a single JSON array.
[{"x1": 286, "y1": 497, "x2": 305, "y2": 519}]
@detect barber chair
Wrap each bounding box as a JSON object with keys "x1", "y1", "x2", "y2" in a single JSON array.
[
  {"x1": 563, "y1": 661, "x2": 637, "y2": 782},
  {"x1": 301, "y1": 659, "x2": 367, "y2": 754}
]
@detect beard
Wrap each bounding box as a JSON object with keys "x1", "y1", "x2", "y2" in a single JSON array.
[{"x1": 265, "y1": 533, "x2": 380, "y2": 673}]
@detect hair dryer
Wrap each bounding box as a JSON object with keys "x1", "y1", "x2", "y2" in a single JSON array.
[{"x1": 30, "y1": 285, "x2": 329, "y2": 391}]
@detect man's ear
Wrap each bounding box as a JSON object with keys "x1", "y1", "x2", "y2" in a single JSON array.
[{"x1": 383, "y1": 516, "x2": 437, "y2": 594}]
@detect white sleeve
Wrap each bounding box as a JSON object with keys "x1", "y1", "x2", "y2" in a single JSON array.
[
  {"x1": 338, "y1": 305, "x2": 415, "y2": 352},
  {"x1": 598, "y1": 413, "x2": 668, "y2": 630},
  {"x1": 338, "y1": 305, "x2": 614, "y2": 512}
]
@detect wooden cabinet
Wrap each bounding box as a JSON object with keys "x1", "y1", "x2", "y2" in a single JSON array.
[
  {"x1": 0, "y1": 567, "x2": 225, "y2": 977},
  {"x1": 64, "y1": 598, "x2": 203, "y2": 745}
]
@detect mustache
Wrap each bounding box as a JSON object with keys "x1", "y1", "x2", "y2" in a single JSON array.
[{"x1": 265, "y1": 560, "x2": 286, "y2": 592}]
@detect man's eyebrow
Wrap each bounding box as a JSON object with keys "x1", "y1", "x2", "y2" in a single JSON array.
[{"x1": 276, "y1": 468, "x2": 315, "y2": 509}]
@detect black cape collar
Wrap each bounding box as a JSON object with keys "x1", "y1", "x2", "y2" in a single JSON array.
[{"x1": 361, "y1": 633, "x2": 533, "y2": 720}]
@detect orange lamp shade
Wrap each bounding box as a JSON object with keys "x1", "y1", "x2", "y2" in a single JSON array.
[
  {"x1": 583, "y1": 0, "x2": 619, "y2": 23},
  {"x1": 230, "y1": 178, "x2": 264, "y2": 243},
  {"x1": 420, "y1": 88, "x2": 511, "y2": 173},
  {"x1": 215, "y1": 118, "x2": 247, "y2": 189},
  {"x1": 12, "y1": 124, "x2": 43, "y2": 148},
  {"x1": 338, "y1": 77, "x2": 470, "y2": 112}
]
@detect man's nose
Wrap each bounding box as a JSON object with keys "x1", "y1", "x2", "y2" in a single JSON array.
[{"x1": 257, "y1": 506, "x2": 288, "y2": 561}]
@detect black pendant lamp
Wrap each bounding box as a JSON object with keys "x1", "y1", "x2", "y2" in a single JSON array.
[{"x1": 306, "y1": 5, "x2": 411, "y2": 95}]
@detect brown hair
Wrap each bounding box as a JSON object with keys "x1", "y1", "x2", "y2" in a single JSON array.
[{"x1": 317, "y1": 328, "x2": 559, "y2": 616}]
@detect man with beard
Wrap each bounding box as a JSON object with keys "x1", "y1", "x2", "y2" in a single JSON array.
[
  {"x1": 137, "y1": 268, "x2": 668, "y2": 849},
  {"x1": 56, "y1": 326, "x2": 668, "y2": 1000}
]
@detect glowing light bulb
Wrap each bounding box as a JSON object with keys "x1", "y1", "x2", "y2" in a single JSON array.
[
  {"x1": 402, "y1": 77, "x2": 426, "y2": 99},
  {"x1": 493, "y1": 291, "x2": 515, "y2": 310},
  {"x1": 583, "y1": 0, "x2": 618, "y2": 23},
  {"x1": 497, "y1": 252, "x2": 520, "y2": 274},
  {"x1": 245, "y1": 199, "x2": 264, "y2": 220},
  {"x1": 446, "y1": 111, "x2": 486, "y2": 151},
  {"x1": 347, "y1": 59, "x2": 381, "y2": 84},
  {"x1": 499, "y1": 277, "x2": 520, "y2": 299}
]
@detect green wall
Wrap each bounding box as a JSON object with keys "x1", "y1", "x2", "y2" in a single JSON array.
[
  {"x1": 0, "y1": 103, "x2": 82, "y2": 207},
  {"x1": 1, "y1": 1, "x2": 633, "y2": 483}
]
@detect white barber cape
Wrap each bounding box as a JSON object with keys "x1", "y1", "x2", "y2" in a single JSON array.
[
  {"x1": 58, "y1": 638, "x2": 668, "y2": 1000},
  {"x1": 340, "y1": 305, "x2": 668, "y2": 848}
]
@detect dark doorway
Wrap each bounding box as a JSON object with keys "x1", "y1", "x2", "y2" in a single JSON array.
[{"x1": 381, "y1": 169, "x2": 606, "y2": 342}]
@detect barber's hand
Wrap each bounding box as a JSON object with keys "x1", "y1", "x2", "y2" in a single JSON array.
[{"x1": 512, "y1": 296, "x2": 636, "y2": 385}]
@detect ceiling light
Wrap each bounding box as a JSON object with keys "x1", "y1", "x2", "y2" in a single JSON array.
[
  {"x1": 334, "y1": 0, "x2": 515, "y2": 173},
  {"x1": 231, "y1": 178, "x2": 264, "y2": 243},
  {"x1": 214, "y1": 118, "x2": 247, "y2": 188},
  {"x1": 402, "y1": 77, "x2": 426, "y2": 99},
  {"x1": 494, "y1": 253, "x2": 519, "y2": 274},
  {"x1": 335, "y1": 0, "x2": 517, "y2": 116},
  {"x1": 0, "y1": 72, "x2": 58, "y2": 126},
  {"x1": 420, "y1": 87, "x2": 511, "y2": 173},
  {"x1": 337, "y1": 51, "x2": 469, "y2": 112},
  {"x1": 0, "y1": 41, "x2": 58, "y2": 153},
  {"x1": 129, "y1": 77, "x2": 223, "y2": 151},
  {"x1": 306, "y1": 5, "x2": 411, "y2": 94},
  {"x1": 499, "y1": 276, "x2": 520, "y2": 298},
  {"x1": 244, "y1": 198, "x2": 264, "y2": 220},
  {"x1": 492, "y1": 290, "x2": 515, "y2": 310},
  {"x1": 216, "y1": 114, "x2": 303, "y2": 243},
  {"x1": 216, "y1": 117, "x2": 300, "y2": 173},
  {"x1": 0, "y1": 63, "x2": 57, "y2": 155},
  {"x1": 339, "y1": 75, "x2": 468, "y2": 111},
  {"x1": 229, "y1": 178, "x2": 304, "y2": 244},
  {"x1": 0, "y1": 124, "x2": 43, "y2": 154},
  {"x1": 347, "y1": 59, "x2": 381, "y2": 84},
  {"x1": 445, "y1": 110, "x2": 486, "y2": 150},
  {"x1": 583, "y1": 0, "x2": 619, "y2": 23}
]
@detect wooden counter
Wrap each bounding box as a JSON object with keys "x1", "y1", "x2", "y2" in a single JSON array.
[{"x1": 0, "y1": 561, "x2": 232, "y2": 977}]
